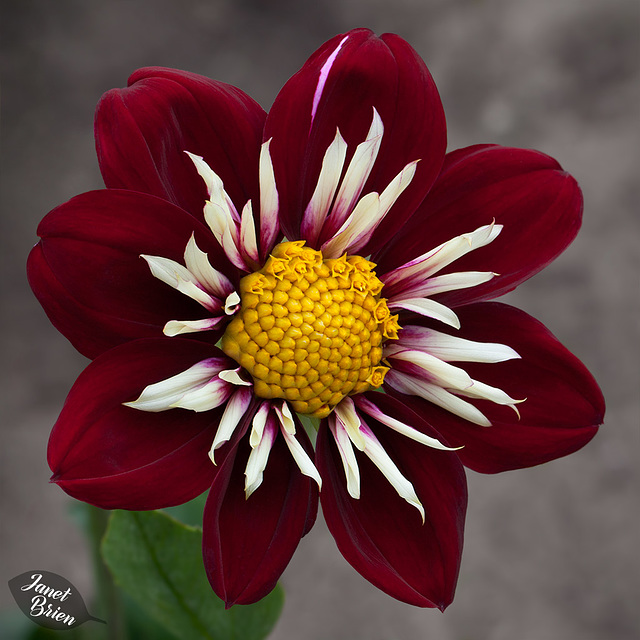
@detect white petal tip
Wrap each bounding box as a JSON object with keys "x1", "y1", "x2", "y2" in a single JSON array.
[
  {"x1": 218, "y1": 368, "x2": 252, "y2": 386},
  {"x1": 224, "y1": 291, "x2": 241, "y2": 315}
]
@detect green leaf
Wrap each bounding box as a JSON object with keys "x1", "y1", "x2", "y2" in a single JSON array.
[
  {"x1": 101, "y1": 510, "x2": 283, "y2": 640},
  {"x1": 162, "y1": 492, "x2": 207, "y2": 527}
]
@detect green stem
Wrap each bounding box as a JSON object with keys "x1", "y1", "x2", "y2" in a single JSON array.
[{"x1": 86, "y1": 506, "x2": 128, "y2": 640}]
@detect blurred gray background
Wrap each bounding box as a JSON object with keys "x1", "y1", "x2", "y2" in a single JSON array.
[{"x1": 2, "y1": 0, "x2": 638, "y2": 638}]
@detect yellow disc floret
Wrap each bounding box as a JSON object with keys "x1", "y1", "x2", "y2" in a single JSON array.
[{"x1": 221, "y1": 241, "x2": 399, "y2": 418}]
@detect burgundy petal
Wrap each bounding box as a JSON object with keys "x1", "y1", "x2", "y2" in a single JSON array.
[
  {"x1": 389, "y1": 303, "x2": 604, "y2": 473},
  {"x1": 95, "y1": 67, "x2": 266, "y2": 222},
  {"x1": 28, "y1": 189, "x2": 234, "y2": 359},
  {"x1": 203, "y1": 416, "x2": 318, "y2": 606},
  {"x1": 48, "y1": 338, "x2": 227, "y2": 510},
  {"x1": 317, "y1": 395, "x2": 467, "y2": 609},
  {"x1": 264, "y1": 28, "x2": 446, "y2": 253},
  {"x1": 375, "y1": 145, "x2": 583, "y2": 307}
]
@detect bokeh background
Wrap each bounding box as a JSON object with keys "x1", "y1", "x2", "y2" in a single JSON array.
[{"x1": 2, "y1": 0, "x2": 638, "y2": 638}]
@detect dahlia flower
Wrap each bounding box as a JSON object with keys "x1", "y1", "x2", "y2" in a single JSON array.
[{"x1": 28, "y1": 28, "x2": 604, "y2": 610}]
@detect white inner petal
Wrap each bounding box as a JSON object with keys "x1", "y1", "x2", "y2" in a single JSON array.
[
  {"x1": 455, "y1": 379, "x2": 524, "y2": 416},
  {"x1": 382, "y1": 222, "x2": 503, "y2": 292},
  {"x1": 397, "y1": 325, "x2": 521, "y2": 363},
  {"x1": 123, "y1": 358, "x2": 228, "y2": 413},
  {"x1": 326, "y1": 108, "x2": 384, "y2": 231},
  {"x1": 170, "y1": 379, "x2": 232, "y2": 412},
  {"x1": 358, "y1": 421, "x2": 425, "y2": 522},
  {"x1": 334, "y1": 397, "x2": 366, "y2": 450},
  {"x1": 329, "y1": 414, "x2": 361, "y2": 499},
  {"x1": 321, "y1": 192, "x2": 381, "y2": 258},
  {"x1": 259, "y1": 139, "x2": 279, "y2": 254},
  {"x1": 301, "y1": 128, "x2": 348, "y2": 244},
  {"x1": 275, "y1": 401, "x2": 296, "y2": 435},
  {"x1": 249, "y1": 402, "x2": 271, "y2": 447},
  {"x1": 387, "y1": 349, "x2": 476, "y2": 391},
  {"x1": 141, "y1": 254, "x2": 219, "y2": 311},
  {"x1": 218, "y1": 367, "x2": 252, "y2": 386},
  {"x1": 347, "y1": 160, "x2": 418, "y2": 255},
  {"x1": 386, "y1": 369, "x2": 492, "y2": 427},
  {"x1": 321, "y1": 160, "x2": 418, "y2": 259},
  {"x1": 276, "y1": 404, "x2": 322, "y2": 489},
  {"x1": 183, "y1": 234, "x2": 234, "y2": 299},
  {"x1": 388, "y1": 297, "x2": 461, "y2": 329},
  {"x1": 398, "y1": 271, "x2": 496, "y2": 299},
  {"x1": 213, "y1": 213, "x2": 247, "y2": 271},
  {"x1": 186, "y1": 151, "x2": 239, "y2": 223},
  {"x1": 163, "y1": 317, "x2": 224, "y2": 337},
  {"x1": 224, "y1": 291, "x2": 241, "y2": 315},
  {"x1": 240, "y1": 200, "x2": 260, "y2": 263},
  {"x1": 244, "y1": 417, "x2": 277, "y2": 498},
  {"x1": 209, "y1": 388, "x2": 252, "y2": 463},
  {"x1": 354, "y1": 396, "x2": 460, "y2": 451}
]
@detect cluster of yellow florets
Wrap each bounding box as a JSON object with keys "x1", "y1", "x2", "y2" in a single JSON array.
[{"x1": 221, "y1": 241, "x2": 400, "y2": 418}]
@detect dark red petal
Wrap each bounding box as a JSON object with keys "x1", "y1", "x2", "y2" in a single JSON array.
[
  {"x1": 203, "y1": 417, "x2": 318, "y2": 606},
  {"x1": 317, "y1": 395, "x2": 467, "y2": 609},
  {"x1": 48, "y1": 338, "x2": 228, "y2": 510},
  {"x1": 264, "y1": 28, "x2": 446, "y2": 252},
  {"x1": 389, "y1": 303, "x2": 604, "y2": 473},
  {"x1": 28, "y1": 189, "x2": 233, "y2": 359},
  {"x1": 376, "y1": 145, "x2": 583, "y2": 306},
  {"x1": 95, "y1": 67, "x2": 266, "y2": 222}
]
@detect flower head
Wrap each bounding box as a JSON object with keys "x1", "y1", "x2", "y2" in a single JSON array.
[{"x1": 28, "y1": 28, "x2": 604, "y2": 610}]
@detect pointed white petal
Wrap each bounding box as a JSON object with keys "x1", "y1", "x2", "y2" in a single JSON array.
[
  {"x1": 348, "y1": 160, "x2": 418, "y2": 254},
  {"x1": 218, "y1": 222, "x2": 248, "y2": 271},
  {"x1": 327, "y1": 108, "x2": 383, "y2": 230},
  {"x1": 397, "y1": 325, "x2": 521, "y2": 363},
  {"x1": 244, "y1": 417, "x2": 277, "y2": 498},
  {"x1": 124, "y1": 358, "x2": 227, "y2": 413},
  {"x1": 398, "y1": 271, "x2": 496, "y2": 299},
  {"x1": 240, "y1": 200, "x2": 260, "y2": 263},
  {"x1": 259, "y1": 139, "x2": 279, "y2": 254},
  {"x1": 456, "y1": 379, "x2": 525, "y2": 416},
  {"x1": 141, "y1": 254, "x2": 219, "y2": 311},
  {"x1": 359, "y1": 421, "x2": 424, "y2": 522},
  {"x1": 320, "y1": 192, "x2": 380, "y2": 259},
  {"x1": 389, "y1": 297, "x2": 461, "y2": 329},
  {"x1": 334, "y1": 397, "x2": 365, "y2": 450},
  {"x1": 382, "y1": 222, "x2": 503, "y2": 291},
  {"x1": 276, "y1": 404, "x2": 322, "y2": 489},
  {"x1": 329, "y1": 414, "x2": 361, "y2": 498},
  {"x1": 183, "y1": 234, "x2": 234, "y2": 299},
  {"x1": 218, "y1": 367, "x2": 252, "y2": 386},
  {"x1": 387, "y1": 349, "x2": 475, "y2": 391},
  {"x1": 203, "y1": 200, "x2": 231, "y2": 243},
  {"x1": 184, "y1": 151, "x2": 218, "y2": 199},
  {"x1": 186, "y1": 151, "x2": 239, "y2": 222},
  {"x1": 386, "y1": 370, "x2": 492, "y2": 426},
  {"x1": 170, "y1": 379, "x2": 233, "y2": 412},
  {"x1": 224, "y1": 291, "x2": 241, "y2": 315},
  {"x1": 249, "y1": 402, "x2": 271, "y2": 447},
  {"x1": 163, "y1": 317, "x2": 224, "y2": 337},
  {"x1": 355, "y1": 396, "x2": 461, "y2": 451},
  {"x1": 208, "y1": 388, "x2": 252, "y2": 464},
  {"x1": 274, "y1": 401, "x2": 296, "y2": 435},
  {"x1": 301, "y1": 128, "x2": 348, "y2": 243}
]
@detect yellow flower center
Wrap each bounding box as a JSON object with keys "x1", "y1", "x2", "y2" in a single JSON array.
[{"x1": 221, "y1": 241, "x2": 399, "y2": 418}]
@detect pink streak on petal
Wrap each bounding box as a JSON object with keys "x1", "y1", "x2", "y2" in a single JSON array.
[{"x1": 310, "y1": 35, "x2": 349, "y2": 130}]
